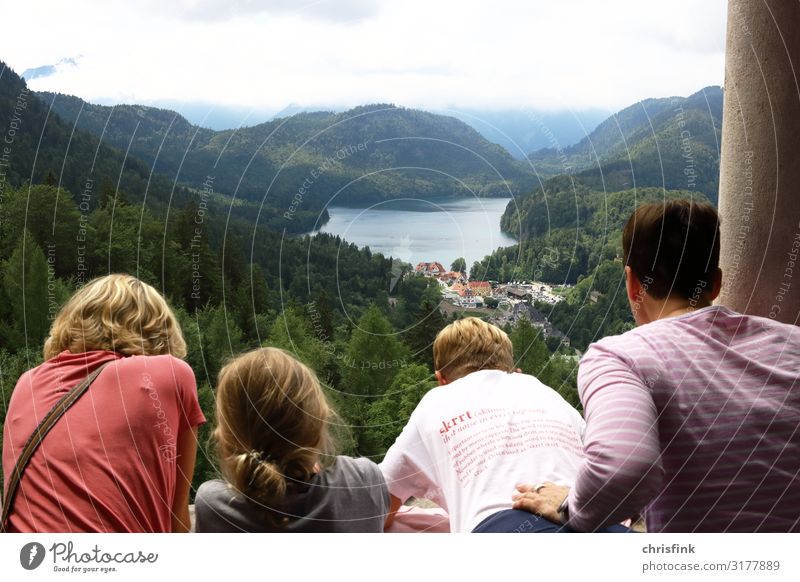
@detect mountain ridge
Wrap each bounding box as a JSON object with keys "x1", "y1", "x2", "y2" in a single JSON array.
[
  {"x1": 525, "y1": 86, "x2": 722, "y2": 201},
  {"x1": 37, "y1": 92, "x2": 537, "y2": 208}
]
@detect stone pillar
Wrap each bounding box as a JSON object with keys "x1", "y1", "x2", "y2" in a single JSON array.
[{"x1": 717, "y1": 0, "x2": 800, "y2": 325}]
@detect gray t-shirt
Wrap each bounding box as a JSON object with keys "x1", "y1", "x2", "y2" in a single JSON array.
[{"x1": 194, "y1": 456, "x2": 390, "y2": 532}]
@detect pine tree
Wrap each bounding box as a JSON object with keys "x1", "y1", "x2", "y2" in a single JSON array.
[
  {"x1": 235, "y1": 263, "x2": 272, "y2": 342},
  {"x1": 184, "y1": 240, "x2": 223, "y2": 310},
  {"x1": 173, "y1": 199, "x2": 200, "y2": 252},
  {"x1": 538, "y1": 355, "x2": 580, "y2": 409},
  {"x1": 510, "y1": 317, "x2": 549, "y2": 379},
  {"x1": 339, "y1": 305, "x2": 410, "y2": 453},
  {"x1": 1, "y1": 185, "x2": 82, "y2": 277},
  {"x1": 191, "y1": 382, "x2": 219, "y2": 494},
  {"x1": 221, "y1": 234, "x2": 247, "y2": 287},
  {"x1": 312, "y1": 288, "x2": 335, "y2": 343},
  {"x1": 199, "y1": 305, "x2": 244, "y2": 383},
  {"x1": 405, "y1": 299, "x2": 446, "y2": 370},
  {"x1": 3, "y1": 231, "x2": 52, "y2": 348},
  {"x1": 99, "y1": 177, "x2": 116, "y2": 209},
  {"x1": 266, "y1": 307, "x2": 332, "y2": 377},
  {"x1": 364, "y1": 364, "x2": 435, "y2": 458}
]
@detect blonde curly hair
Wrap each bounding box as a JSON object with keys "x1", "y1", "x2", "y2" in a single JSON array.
[{"x1": 44, "y1": 274, "x2": 186, "y2": 359}]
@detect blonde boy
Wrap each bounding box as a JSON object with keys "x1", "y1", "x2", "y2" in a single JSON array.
[{"x1": 379, "y1": 317, "x2": 587, "y2": 532}]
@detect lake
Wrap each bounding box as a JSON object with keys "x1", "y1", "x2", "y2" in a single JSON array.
[{"x1": 315, "y1": 197, "x2": 517, "y2": 270}]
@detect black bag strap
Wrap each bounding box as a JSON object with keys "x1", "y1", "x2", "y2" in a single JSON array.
[{"x1": 1, "y1": 362, "x2": 111, "y2": 532}]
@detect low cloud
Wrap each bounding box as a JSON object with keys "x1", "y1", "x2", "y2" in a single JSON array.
[
  {"x1": 22, "y1": 56, "x2": 81, "y2": 81},
  {"x1": 142, "y1": 0, "x2": 382, "y2": 23},
  {"x1": 9, "y1": 0, "x2": 726, "y2": 112}
]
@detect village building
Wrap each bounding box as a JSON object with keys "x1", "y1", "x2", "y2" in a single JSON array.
[
  {"x1": 506, "y1": 287, "x2": 529, "y2": 301},
  {"x1": 509, "y1": 302, "x2": 569, "y2": 347},
  {"x1": 451, "y1": 281, "x2": 492, "y2": 298},
  {"x1": 414, "y1": 262, "x2": 446, "y2": 277},
  {"x1": 456, "y1": 296, "x2": 485, "y2": 309},
  {"x1": 436, "y1": 271, "x2": 467, "y2": 285}
]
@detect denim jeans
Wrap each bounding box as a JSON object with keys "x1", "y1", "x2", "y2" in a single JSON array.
[{"x1": 472, "y1": 509, "x2": 631, "y2": 533}]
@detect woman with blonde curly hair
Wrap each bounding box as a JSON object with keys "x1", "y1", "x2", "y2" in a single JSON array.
[
  {"x1": 194, "y1": 347, "x2": 389, "y2": 532},
  {"x1": 1, "y1": 274, "x2": 205, "y2": 532}
]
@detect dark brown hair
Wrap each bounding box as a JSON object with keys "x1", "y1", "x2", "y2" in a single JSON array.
[{"x1": 622, "y1": 199, "x2": 720, "y2": 300}]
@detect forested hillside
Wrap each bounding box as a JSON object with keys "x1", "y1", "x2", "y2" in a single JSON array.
[
  {"x1": 525, "y1": 86, "x2": 722, "y2": 201},
  {"x1": 39, "y1": 92, "x2": 536, "y2": 210},
  {"x1": 0, "y1": 61, "x2": 191, "y2": 214},
  {"x1": 476, "y1": 179, "x2": 709, "y2": 285}
]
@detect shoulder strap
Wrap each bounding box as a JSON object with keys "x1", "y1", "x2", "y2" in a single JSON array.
[{"x1": 1, "y1": 361, "x2": 112, "y2": 532}]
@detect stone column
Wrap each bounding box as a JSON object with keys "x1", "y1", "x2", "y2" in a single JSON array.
[{"x1": 717, "y1": 0, "x2": 800, "y2": 325}]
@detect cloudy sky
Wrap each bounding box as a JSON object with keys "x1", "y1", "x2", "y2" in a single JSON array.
[{"x1": 2, "y1": 0, "x2": 727, "y2": 113}]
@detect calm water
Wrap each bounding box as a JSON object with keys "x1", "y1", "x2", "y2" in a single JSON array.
[{"x1": 316, "y1": 197, "x2": 516, "y2": 269}]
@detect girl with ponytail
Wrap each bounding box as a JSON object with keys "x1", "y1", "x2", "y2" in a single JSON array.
[{"x1": 194, "y1": 347, "x2": 390, "y2": 532}]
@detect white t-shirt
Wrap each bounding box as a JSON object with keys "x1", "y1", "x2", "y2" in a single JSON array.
[{"x1": 379, "y1": 369, "x2": 586, "y2": 532}]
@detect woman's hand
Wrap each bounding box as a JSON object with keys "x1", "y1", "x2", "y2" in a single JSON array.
[{"x1": 512, "y1": 482, "x2": 570, "y2": 524}]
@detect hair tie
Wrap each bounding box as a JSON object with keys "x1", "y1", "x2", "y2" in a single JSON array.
[{"x1": 249, "y1": 449, "x2": 274, "y2": 464}]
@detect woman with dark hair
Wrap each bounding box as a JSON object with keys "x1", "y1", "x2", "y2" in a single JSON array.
[
  {"x1": 513, "y1": 200, "x2": 800, "y2": 532},
  {"x1": 2, "y1": 274, "x2": 205, "y2": 532}
]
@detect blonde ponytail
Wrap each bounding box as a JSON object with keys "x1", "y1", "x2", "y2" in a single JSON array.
[
  {"x1": 228, "y1": 452, "x2": 288, "y2": 509},
  {"x1": 213, "y1": 348, "x2": 334, "y2": 528}
]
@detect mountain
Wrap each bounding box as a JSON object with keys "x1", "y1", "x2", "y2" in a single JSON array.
[
  {"x1": 37, "y1": 93, "x2": 537, "y2": 208},
  {"x1": 133, "y1": 102, "x2": 609, "y2": 154},
  {"x1": 525, "y1": 86, "x2": 722, "y2": 201},
  {"x1": 0, "y1": 61, "x2": 324, "y2": 242},
  {"x1": 443, "y1": 108, "x2": 612, "y2": 159},
  {"x1": 0, "y1": 57, "x2": 425, "y2": 351},
  {"x1": 0, "y1": 60, "x2": 192, "y2": 213},
  {"x1": 481, "y1": 87, "x2": 724, "y2": 288},
  {"x1": 0, "y1": 56, "x2": 425, "y2": 343},
  {"x1": 136, "y1": 99, "x2": 282, "y2": 131}
]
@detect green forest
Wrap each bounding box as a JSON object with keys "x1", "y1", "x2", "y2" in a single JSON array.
[
  {"x1": 39, "y1": 93, "x2": 536, "y2": 211},
  {"x1": 525, "y1": 86, "x2": 722, "y2": 202}
]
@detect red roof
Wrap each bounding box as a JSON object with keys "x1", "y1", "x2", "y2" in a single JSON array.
[
  {"x1": 415, "y1": 261, "x2": 446, "y2": 274},
  {"x1": 437, "y1": 271, "x2": 463, "y2": 280}
]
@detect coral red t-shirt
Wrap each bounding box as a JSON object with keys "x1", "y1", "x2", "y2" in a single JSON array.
[{"x1": 2, "y1": 350, "x2": 205, "y2": 532}]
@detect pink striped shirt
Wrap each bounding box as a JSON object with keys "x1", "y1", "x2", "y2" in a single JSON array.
[{"x1": 568, "y1": 305, "x2": 800, "y2": 532}]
